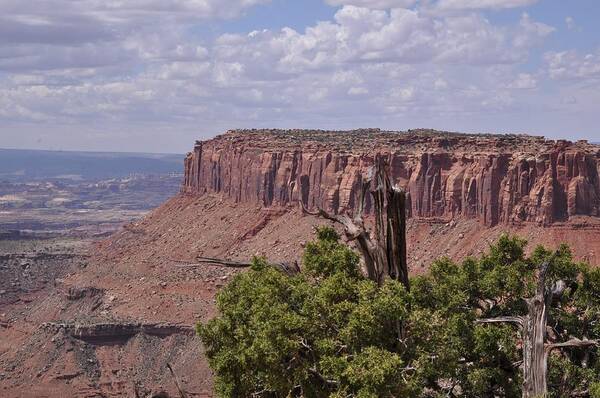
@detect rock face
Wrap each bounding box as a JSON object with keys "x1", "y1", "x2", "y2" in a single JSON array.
[{"x1": 183, "y1": 129, "x2": 600, "y2": 227}]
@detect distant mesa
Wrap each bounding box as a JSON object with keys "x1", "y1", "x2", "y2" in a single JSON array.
[{"x1": 183, "y1": 128, "x2": 600, "y2": 227}]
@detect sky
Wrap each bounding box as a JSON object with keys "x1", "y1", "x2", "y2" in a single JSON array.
[{"x1": 1, "y1": 0, "x2": 599, "y2": 153}]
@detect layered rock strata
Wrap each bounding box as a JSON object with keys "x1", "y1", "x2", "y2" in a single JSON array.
[{"x1": 183, "y1": 129, "x2": 600, "y2": 227}]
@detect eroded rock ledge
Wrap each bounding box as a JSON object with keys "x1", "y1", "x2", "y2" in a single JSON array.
[{"x1": 182, "y1": 129, "x2": 600, "y2": 227}]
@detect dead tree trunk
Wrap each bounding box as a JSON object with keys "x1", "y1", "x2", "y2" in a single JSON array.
[
  {"x1": 478, "y1": 259, "x2": 599, "y2": 398},
  {"x1": 522, "y1": 261, "x2": 552, "y2": 397},
  {"x1": 192, "y1": 156, "x2": 409, "y2": 288},
  {"x1": 302, "y1": 155, "x2": 409, "y2": 289}
]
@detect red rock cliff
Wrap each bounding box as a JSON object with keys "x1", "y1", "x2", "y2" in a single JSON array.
[{"x1": 183, "y1": 129, "x2": 600, "y2": 227}]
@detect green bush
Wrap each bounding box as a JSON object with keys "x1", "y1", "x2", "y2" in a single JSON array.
[{"x1": 198, "y1": 232, "x2": 600, "y2": 397}]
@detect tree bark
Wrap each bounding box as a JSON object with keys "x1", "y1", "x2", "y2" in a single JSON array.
[
  {"x1": 479, "y1": 262, "x2": 551, "y2": 398},
  {"x1": 301, "y1": 155, "x2": 409, "y2": 289},
  {"x1": 478, "y1": 257, "x2": 599, "y2": 398},
  {"x1": 522, "y1": 295, "x2": 548, "y2": 398},
  {"x1": 520, "y1": 260, "x2": 551, "y2": 398}
]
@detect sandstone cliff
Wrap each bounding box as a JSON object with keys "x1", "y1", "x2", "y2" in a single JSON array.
[{"x1": 183, "y1": 129, "x2": 600, "y2": 227}]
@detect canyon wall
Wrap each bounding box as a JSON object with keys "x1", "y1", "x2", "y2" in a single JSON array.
[{"x1": 183, "y1": 129, "x2": 600, "y2": 227}]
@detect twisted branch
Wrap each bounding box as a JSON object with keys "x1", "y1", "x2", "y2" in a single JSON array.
[
  {"x1": 300, "y1": 156, "x2": 408, "y2": 288},
  {"x1": 547, "y1": 338, "x2": 599, "y2": 352},
  {"x1": 178, "y1": 257, "x2": 301, "y2": 275},
  {"x1": 476, "y1": 316, "x2": 525, "y2": 328}
]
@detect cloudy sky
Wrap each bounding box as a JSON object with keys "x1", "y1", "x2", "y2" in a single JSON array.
[{"x1": 1, "y1": 0, "x2": 599, "y2": 153}]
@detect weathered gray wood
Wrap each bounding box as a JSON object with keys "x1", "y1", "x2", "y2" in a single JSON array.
[
  {"x1": 301, "y1": 156, "x2": 409, "y2": 289},
  {"x1": 478, "y1": 258, "x2": 599, "y2": 398},
  {"x1": 185, "y1": 257, "x2": 300, "y2": 275},
  {"x1": 476, "y1": 316, "x2": 524, "y2": 327}
]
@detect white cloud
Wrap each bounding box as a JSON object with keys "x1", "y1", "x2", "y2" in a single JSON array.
[
  {"x1": 0, "y1": 0, "x2": 267, "y2": 73},
  {"x1": 348, "y1": 86, "x2": 369, "y2": 95},
  {"x1": 325, "y1": 0, "x2": 416, "y2": 9},
  {"x1": 217, "y1": 6, "x2": 553, "y2": 74},
  {"x1": 513, "y1": 13, "x2": 555, "y2": 49},
  {"x1": 435, "y1": 0, "x2": 538, "y2": 11},
  {"x1": 3, "y1": 0, "x2": 586, "y2": 152},
  {"x1": 544, "y1": 50, "x2": 600, "y2": 81},
  {"x1": 434, "y1": 78, "x2": 448, "y2": 90},
  {"x1": 391, "y1": 86, "x2": 415, "y2": 101},
  {"x1": 564, "y1": 16, "x2": 581, "y2": 32},
  {"x1": 508, "y1": 73, "x2": 537, "y2": 89}
]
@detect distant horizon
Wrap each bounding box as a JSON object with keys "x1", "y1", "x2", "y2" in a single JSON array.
[
  {"x1": 0, "y1": 146, "x2": 185, "y2": 156},
  {"x1": 0, "y1": 147, "x2": 184, "y2": 181},
  {"x1": 1, "y1": 128, "x2": 598, "y2": 154}
]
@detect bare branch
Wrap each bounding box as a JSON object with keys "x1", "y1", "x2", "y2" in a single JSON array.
[
  {"x1": 190, "y1": 257, "x2": 300, "y2": 275},
  {"x1": 476, "y1": 299, "x2": 498, "y2": 312},
  {"x1": 300, "y1": 201, "x2": 362, "y2": 239},
  {"x1": 308, "y1": 367, "x2": 340, "y2": 387},
  {"x1": 166, "y1": 362, "x2": 188, "y2": 398},
  {"x1": 251, "y1": 388, "x2": 274, "y2": 397},
  {"x1": 476, "y1": 316, "x2": 524, "y2": 328},
  {"x1": 547, "y1": 338, "x2": 599, "y2": 352},
  {"x1": 537, "y1": 251, "x2": 559, "y2": 299},
  {"x1": 473, "y1": 251, "x2": 580, "y2": 397},
  {"x1": 299, "y1": 338, "x2": 312, "y2": 351},
  {"x1": 537, "y1": 261, "x2": 551, "y2": 298},
  {"x1": 551, "y1": 279, "x2": 568, "y2": 298},
  {"x1": 196, "y1": 256, "x2": 253, "y2": 268}
]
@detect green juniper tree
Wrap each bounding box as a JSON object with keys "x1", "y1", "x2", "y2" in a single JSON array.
[
  {"x1": 412, "y1": 235, "x2": 600, "y2": 397},
  {"x1": 198, "y1": 232, "x2": 600, "y2": 397},
  {"x1": 197, "y1": 227, "x2": 414, "y2": 397}
]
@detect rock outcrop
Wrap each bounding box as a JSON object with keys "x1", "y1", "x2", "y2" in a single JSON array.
[
  {"x1": 42, "y1": 322, "x2": 194, "y2": 343},
  {"x1": 183, "y1": 129, "x2": 600, "y2": 227}
]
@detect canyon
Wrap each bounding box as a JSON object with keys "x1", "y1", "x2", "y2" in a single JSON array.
[{"x1": 1, "y1": 129, "x2": 600, "y2": 397}]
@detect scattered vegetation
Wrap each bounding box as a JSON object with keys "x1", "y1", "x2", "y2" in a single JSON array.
[{"x1": 198, "y1": 229, "x2": 600, "y2": 397}]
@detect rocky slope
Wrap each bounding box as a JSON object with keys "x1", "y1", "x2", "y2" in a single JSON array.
[
  {"x1": 2, "y1": 129, "x2": 600, "y2": 397},
  {"x1": 183, "y1": 129, "x2": 600, "y2": 227}
]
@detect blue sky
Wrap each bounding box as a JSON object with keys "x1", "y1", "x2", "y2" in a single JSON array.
[{"x1": 0, "y1": 0, "x2": 599, "y2": 152}]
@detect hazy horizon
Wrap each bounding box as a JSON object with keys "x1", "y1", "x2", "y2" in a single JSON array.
[
  {"x1": 2, "y1": 128, "x2": 599, "y2": 154},
  {"x1": 0, "y1": 147, "x2": 183, "y2": 181},
  {"x1": 0, "y1": 146, "x2": 185, "y2": 156}
]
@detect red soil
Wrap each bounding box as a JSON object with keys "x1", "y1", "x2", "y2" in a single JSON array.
[{"x1": 1, "y1": 193, "x2": 599, "y2": 397}]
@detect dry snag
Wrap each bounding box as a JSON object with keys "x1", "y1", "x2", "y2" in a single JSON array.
[
  {"x1": 477, "y1": 256, "x2": 599, "y2": 398},
  {"x1": 301, "y1": 155, "x2": 409, "y2": 289},
  {"x1": 186, "y1": 156, "x2": 408, "y2": 287},
  {"x1": 189, "y1": 256, "x2": 300, "y2": 276}
]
